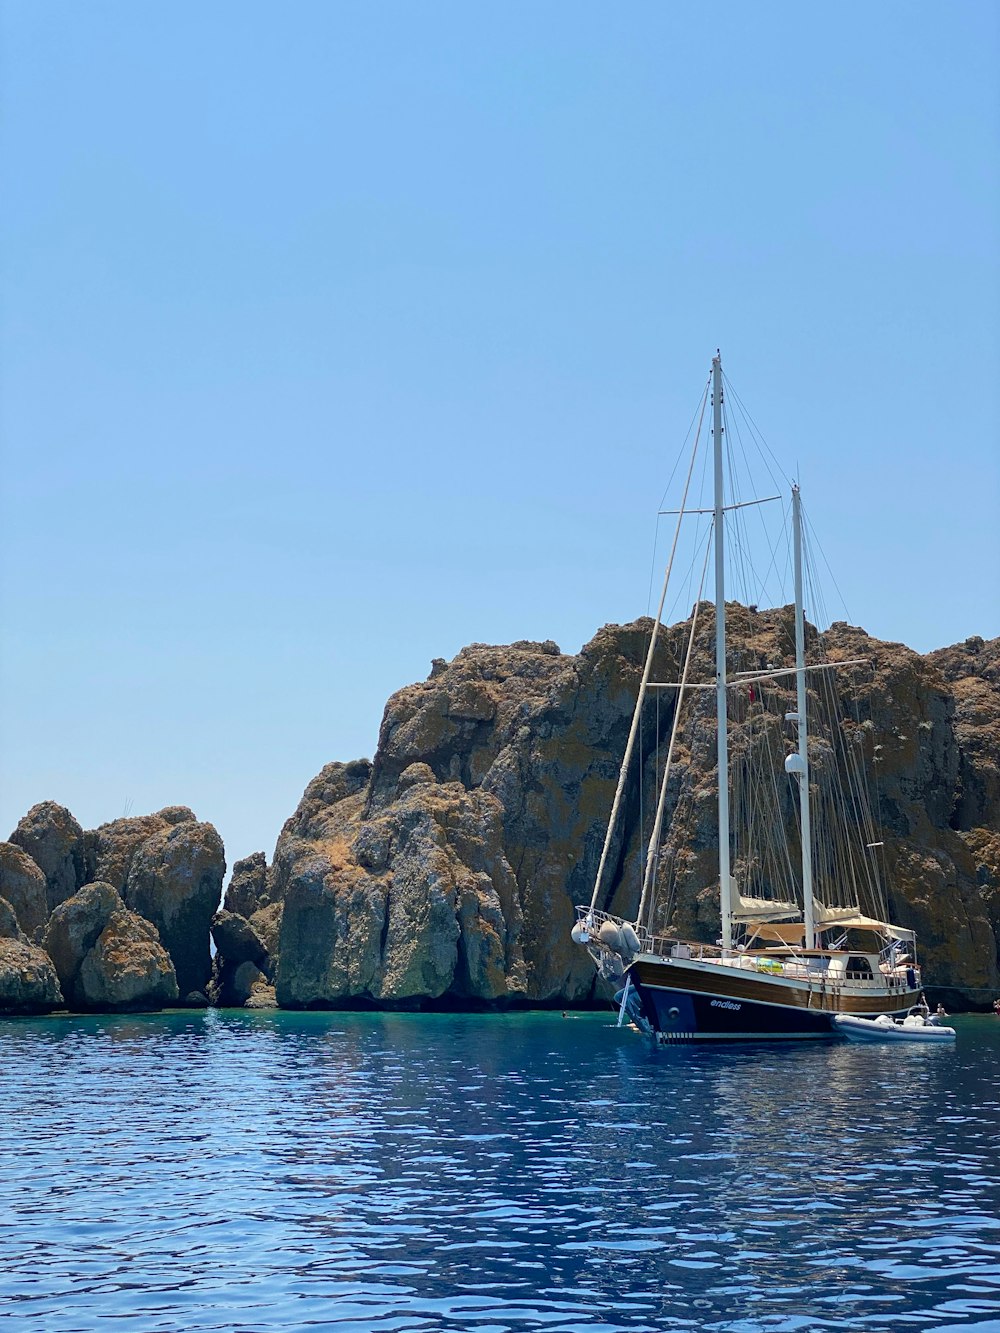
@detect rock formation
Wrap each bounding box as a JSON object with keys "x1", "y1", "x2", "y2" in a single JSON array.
[
  {"x1": 0, "y1": 842, "x2": 49, "y2": 940},
  {"x1": 223, "y1": 851, "x2": 272, "y2": 918},
  {"x1": 44, "y1": 881, "x2": 178, "y2": 1012},
  {"x1": 265, "y1": 617, "x2": 1000, "y2": 1010},
  {"x1": 4, "y1": 618, "x2": 997, "y2": 1016},
  {"x1": 122, "y1": 819, "x2": 225, "y2": 999},
  {"x1": 0, "y1": 894, "x2": 63, "y2": 1013},
  {"x1": 2, "y1": 803, "x2": 224, "y2": 1014},
  {"x1": 9, "y1": 802, "x2": 85, "y2": 915}
]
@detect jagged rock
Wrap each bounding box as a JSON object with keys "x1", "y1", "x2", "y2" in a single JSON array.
[
  {"x1": 44, "y1": 881, "x2": 123, "y2": 1000},
  {"x1": 928, "y1": 636, "x2": 1000, "y2": 833},
  {"x1": 210, "y1": 897, "x2": 281, "y2": 1007},
  {"x1": 223, "y1": 852, "x2": 271, "y2": 917},
  {"x1": 272, "y1": 617, "x2": 1000, "y2": 1009},
  {"x1": 77, "y1": 911, "x2": 178, "y2": 1012},
  {"x1": 275, "y1": 763, "x2": 527, "y2": 1008},
  {"x1": 124, "y1": 821, "x2": 225, "y2": 998},
  {"x1": 83, "y1": 808, "x2": 197, "y2": 893},
  {"x1": 0, "y1": 897, "x2": 23, "y2": 939},
  {"x1": 245, "y1": 981, "x2": 277, "y2": 1009},
  {"x1": 211, "y1": 910, "x2": 266, "y2": 967},
  {"x1": 159, "y1": 806, "x2": 199, "y2": 826},
  {"x1": 9, "y1": 802, "x2": 85, "y2": 915},
  {"x1": 248, "y1": 903, "x2": 282, "y2": 960},
  {"x1": 0, "y1": 896, "x2": 62, "y2": 1013},
  {"x1": 0, "y1": 842, "x2": 48, "y2": 939},
  {"x1": 229, "y1": 961, "x2": 267, "y2": 1005},
  {"x1": 44, "y1": 880, "x2": 177, "y2": 1011}
]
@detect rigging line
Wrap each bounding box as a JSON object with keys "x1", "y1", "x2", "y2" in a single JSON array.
[
  {"x1": 635, "y1": 524, "x2": 714, "y2": 929},
  {"x1": 655, "y1": 377, "x2": 712, "y2": 513},
  {"x1": 835, "y1": 648, "x2": 891, "y2": 909},
  {"x1": 726, "y1": 521, "x2": 781, "y2": 613},
  {"x1": 725, "y1": 397, "x2": 787, "y2": 607},
  {"x1": 664, "y1": 517, "x2": 714, "y2": 626},
  {"x1": 769, "y1": 684, "x2": 799, "y2": 901},
  {"x1": 588, "y1": 387, "x2": 708, "y2": 913},
  {"x1": 803, "y1": 507, "x2": 852, "y2": 625},
  {"x1": 749, "y1": 497, "x2": 793, "y2": 613},
  {"x1": 720, "y1": 371, "x2": 793, "y2": 491},
  {"x1": 648, "y1": 378, "x2": 712, "y2": 614}
]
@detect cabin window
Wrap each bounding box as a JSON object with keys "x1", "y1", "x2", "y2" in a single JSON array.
[{"x1": 846, "y1": 956, "x2": 874, "y2": 978}]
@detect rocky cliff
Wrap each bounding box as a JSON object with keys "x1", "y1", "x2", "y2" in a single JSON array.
[
  {"x1": 4, "y1": 615, "x2": 997, "y2": 1017},
  {"x1": 214, "y1": 615, "x2": 998, "y2": 1012}
]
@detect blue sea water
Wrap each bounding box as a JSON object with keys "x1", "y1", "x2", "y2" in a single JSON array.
[{"x1": 1, "y1": 1010, "x2": 999, "y2": 1333}]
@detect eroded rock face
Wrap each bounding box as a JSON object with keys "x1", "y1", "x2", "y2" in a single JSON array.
[
  {"x1": 928, "y1": 637, "x2": 1000, "y2": 834},
  {"x1": 271, "y1": 618, "x2": 1000, "y2": 1009},
  {"x1": 271, "y1": 633, "x2": 659, "y2": 1007},
  {"x1": 44, "y1": 881, "x2": 123, "y2": 1000},
  {"x1": 9, "y1": 802, "x2": 85, "y2": 915},
  {"x1": 43, "y1": 881, "x2": 177, "y2": 1011},
  {"x1": 124, "y1": 821, "x2": 225, "y2": 997},
  {"x1": 0, "y1": 894, "x2": 62, "y2": 1013},
  {"x1": 78, "y1": 912, "x2": 178, "y2": 1012},
  {"x1": 83, "y1": 809, "x2": 197, "y2": 893},
  {"x1": 0, "y1": 842, "x2": 48, "y2": 939},
  {"x1": 224, "y1": 852, "x2": 271, "y2": 917},
  {"x1": 622, "y1": 612, "x2": 1000, "y2": 1006},
  {"x1": 275, "y1": 767, "x2": 526, "y2": 1008}
]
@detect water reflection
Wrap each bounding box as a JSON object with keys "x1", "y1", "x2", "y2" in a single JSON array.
[{"x1": 0, "y1": 1010, "x2": 998, "y2": 1331}]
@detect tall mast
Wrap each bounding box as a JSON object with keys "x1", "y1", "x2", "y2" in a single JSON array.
[
  {"x1": 792, "y1": 484, "x2": 816, "y2": 948},
  {"x1": 713, "y1": 353, "x2": 733, "y2": 953}
]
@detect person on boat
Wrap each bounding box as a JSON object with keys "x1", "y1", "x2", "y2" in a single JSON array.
[{"x1": 993, "y1": 998, "x2": 1000, "y2": 1017}]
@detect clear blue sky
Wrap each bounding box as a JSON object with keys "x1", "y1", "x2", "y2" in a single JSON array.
[{"x1": 2, "y1": 2, "x2": 998, "y2": 877}]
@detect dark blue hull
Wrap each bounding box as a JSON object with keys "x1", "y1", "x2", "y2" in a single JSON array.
[
  {"x1": 617, "y1": 953, "x2": 921, "y2": 1044},
  {"x1": 633, "y1": 980, "x2": 839, "y2": 1043}
]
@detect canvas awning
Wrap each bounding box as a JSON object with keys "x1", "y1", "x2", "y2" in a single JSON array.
[
  {"x1": 750, "y1": 921, "x2": 807, "y2": 944},
  {"x1": 813, "y1": 902, "x2": 914, "y2": 940}
]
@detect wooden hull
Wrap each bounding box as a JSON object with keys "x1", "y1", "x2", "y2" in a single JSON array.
[{"x1": 628, "y1": 953, "x2": 922, "y2": 1044}]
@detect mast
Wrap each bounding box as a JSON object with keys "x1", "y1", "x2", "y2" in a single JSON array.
[
  {"x1": 792, "y1": 483, "x2": 816, "y2": 948},
  {"x1": 712, "y1": 353, "x2": 733, "y2": 953}
]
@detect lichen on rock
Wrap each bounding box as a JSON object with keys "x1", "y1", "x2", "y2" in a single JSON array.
[
  {"x1": 268, "y1": 618, "x2": 1000, "y2": 1009},
  {"x1": 9, "y1": 802, "x2": 85, "y2": 916},
  {"x1": 0, "y1": 894, "x2": 62, "y2": 1013},
  {"x1": 0, "y1": 842, "x2": 49, "y2": 940},
  {"x1": 124, "y1": 820, "x2": 225, "y2": 998},
  {"x1": 44, "y1": 880, "x2": 178, "y2": 1012}
]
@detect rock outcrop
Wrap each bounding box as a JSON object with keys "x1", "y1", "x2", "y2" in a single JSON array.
[
  {"x1": 44, "y1": 881, "x2": 177, "y2": 1012},
  {"x1": 83, "y1": 807, "x2": 197, "y2": 893},
  {"x1": 0, "y1": 894, "x2": 63, "y2": 1013},
  {"x1": 268, "y1": 618, "x2": 1000, "y2": 1009},
  {"x1": 223, "y1": 852, "x2": 273, "y2": 918},
  {"x1": 9, "y1": 802, "x2": 85, "y2": 915},
  {"x1": 4, "y1": 618, "x2": 996, "y2": 1015},
  {"x1": 123, "y1": 820, "x2": 225, "y2": 997},
  {"x1": 79, "y1": 807, "x2": 225, "y2": 999},
  {"x1": 208, "y1": 851, "x2": 284, "y2": 1007},
  {"x1": 2, "y1": 800, "x2": 225, "y2": 1015},
  {"x1": 0, "y1": 842, "x2": 49, "y2": 940}
]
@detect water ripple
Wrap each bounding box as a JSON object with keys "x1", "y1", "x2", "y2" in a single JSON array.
[{"x1": 0, "y1": 1010, "x2": 998, "y2": 1331}]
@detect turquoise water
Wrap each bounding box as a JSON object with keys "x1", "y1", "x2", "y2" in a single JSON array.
[{"x1": 1, "y1": 1010, "x2": 999, "y2": 1333}]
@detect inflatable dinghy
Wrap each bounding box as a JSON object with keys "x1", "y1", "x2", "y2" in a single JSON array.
[{"x1": 833, "y1": 1012, "x2": 956, "y2": 1043}]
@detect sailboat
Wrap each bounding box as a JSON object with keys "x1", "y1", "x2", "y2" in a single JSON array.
[{"x1": 572, "y1": 353, "x2": 922, "y2": 1042}]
